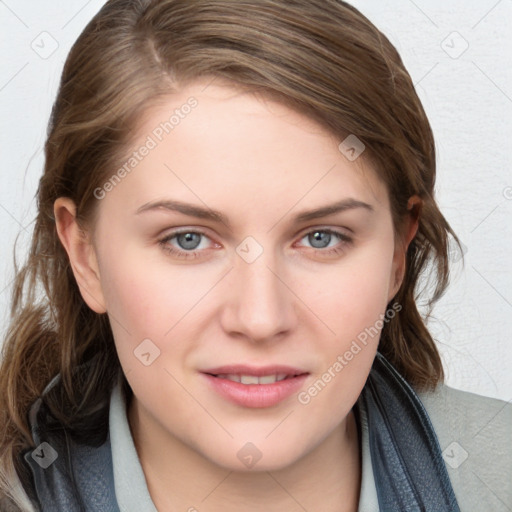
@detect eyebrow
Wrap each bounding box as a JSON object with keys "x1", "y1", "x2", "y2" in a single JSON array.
[{"x1": 135, "y1": 197, "x2": 374, "y2": 228}]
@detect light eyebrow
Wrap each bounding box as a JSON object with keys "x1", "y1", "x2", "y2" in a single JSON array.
[{"x1": 135, "y1": 197, "x2": 374, "y2": 228}]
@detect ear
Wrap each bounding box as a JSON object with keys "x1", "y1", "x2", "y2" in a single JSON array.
[
  {"x1": 54, "y1": 197, "x2": 107, "y2": 314},
  {"x1": 388, "y1": 195, "x2": 422, "y2": 301}
]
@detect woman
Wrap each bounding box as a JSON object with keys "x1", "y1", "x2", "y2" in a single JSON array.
[{"x1": 0, "y1": 0, "x2": 510, "y2": 511}]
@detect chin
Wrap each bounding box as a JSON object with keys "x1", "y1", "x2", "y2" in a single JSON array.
[{"x1": 198, "y1": 438, "x2": 310, "y2": 473}]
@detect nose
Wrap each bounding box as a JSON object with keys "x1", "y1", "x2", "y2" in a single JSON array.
[{"x1": 219, "y1": 243, "x2": 297, "y2": 344}]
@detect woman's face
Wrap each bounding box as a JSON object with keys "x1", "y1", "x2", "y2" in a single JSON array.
[{"x1": 81, "y1": 80, "x2": 405, "y2": 471}]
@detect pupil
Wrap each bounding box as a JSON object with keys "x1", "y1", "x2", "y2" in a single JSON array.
[
  {"x1": 178, "y1": 233, "x2": 200, "y2": 250},
  {"x1": 310, "y1": 231, "x2": 330, "y2": 249}
]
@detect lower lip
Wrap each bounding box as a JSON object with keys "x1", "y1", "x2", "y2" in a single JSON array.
[{"x1": 202, "y1": 373, "x2": 309, "y2": 408}]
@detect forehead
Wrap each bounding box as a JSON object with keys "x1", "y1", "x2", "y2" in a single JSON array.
[{"x1": 98, "y1": 80, "x2": 390, "y2": 225}]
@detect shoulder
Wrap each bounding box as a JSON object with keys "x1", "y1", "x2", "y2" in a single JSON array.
[{"x1": 417, "y1": 383, "x2": 512, "y2": 511}]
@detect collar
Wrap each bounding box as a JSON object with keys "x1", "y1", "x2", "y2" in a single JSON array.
[
  {"x1": 358, "y1": 353, "x2": 460, "y2": 511},
  {"x1": 21, "y1": 352, "x2": 460, "y2": 511},
  {"x1": 109, "y1": 374, "x2": 157, "y2": 512},
  {"x1": 108, "y1": 375, "x2": 379, "y2": 512},
  {"x1": 357, "y1": 397, "x2": 380, "y2": 512}
]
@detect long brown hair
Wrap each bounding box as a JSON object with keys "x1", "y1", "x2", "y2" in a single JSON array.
[{"x1": 0, "y1": 0, "x2": 461, "y2": 508}]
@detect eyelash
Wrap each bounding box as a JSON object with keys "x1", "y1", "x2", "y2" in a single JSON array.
[{"x1": 157, "y1": 228, "x2": 353, "y2": 260}]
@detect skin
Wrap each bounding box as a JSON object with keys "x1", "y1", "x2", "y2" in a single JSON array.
[{"x1": 55, "y1": 79, "x2": 419, "y2": 512}]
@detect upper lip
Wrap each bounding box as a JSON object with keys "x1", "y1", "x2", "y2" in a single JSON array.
[{"x1": 201, "y1": 365, "x2": 309, "y2": 377}]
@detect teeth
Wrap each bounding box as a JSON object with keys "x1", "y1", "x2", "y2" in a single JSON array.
[
  {"x1": 217, "y1": 373, "x2": 291, "y2": 384},
  {"x1": 217, "y1": 373, "x2": 240, "y2": 382},
  {"x1": 258, "y1": 374, "x2": 277, "y2": 384},
  {"x1": 240, "y1": 375, "x2": 259, "y2": 385}
]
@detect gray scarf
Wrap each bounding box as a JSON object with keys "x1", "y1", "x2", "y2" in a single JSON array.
[{"x1": 20, "y1": 352, "x2": 460, "y2": 511}]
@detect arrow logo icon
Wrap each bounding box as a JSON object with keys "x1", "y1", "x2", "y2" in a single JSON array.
[
  {"x1": 134, "y1": 339, "x2": 161, "y2": 366},
  {"x1": 34, "y1": 448, "x2": 45, "y2": 458},
  {"x1": 442, "y1": 441, "x2": 468, "y2": 469},
  {"x1": 31, "y1": 442, "x2": 58, "y2": 469},
  {"x1": 237, "y1": 442, "x2": 263, "y2": 468},
  {"x1": 338, "y1": 134, "x2": 365, "y2": 161},
  {"x1": 440, "y1": 31, "x2": 469, "y2": 60},
  {"x1": 236, "y1": 237, "x2": 263, "y2": 263}
]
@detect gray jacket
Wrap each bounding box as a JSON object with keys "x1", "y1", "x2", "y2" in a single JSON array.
[{"x1": 4, "y1": 353, "x2": 511, "y2": 511}]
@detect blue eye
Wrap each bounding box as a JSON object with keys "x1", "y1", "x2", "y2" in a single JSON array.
[
  {"x1": 295, "y1": 228, "x2": 353, "y2": 258},
  {"x1": 157, "y1": 228, "x2": 353, "y2": 260},
  {"x1": 172, "y1": 232, "x2": 203, "y2": 250},
  {"x1": 300, "y1": 229, "x2": 351, "y2": 250},
  {"x1": 158, "y1": 230, "x2": 211, "y2": 260}
]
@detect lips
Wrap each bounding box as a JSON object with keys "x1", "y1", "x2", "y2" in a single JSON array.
[
  {"x1": 202, "y1": 364, "x2": 307, "y2": 378},
  {"x1": 214, "y1": 373, "x2": 290, "y2": 384},
  {"x1": 201, "y1": 365, "x2": 309, "y2": 408}
]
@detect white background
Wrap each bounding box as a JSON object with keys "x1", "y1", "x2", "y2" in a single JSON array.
[{"x1": 1, "y1": 1, "x2": 511, "y2": 401}]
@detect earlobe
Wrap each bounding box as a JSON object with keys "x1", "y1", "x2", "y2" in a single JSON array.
[
  {"x1": 404, "y1": 195, "x2": 422, "y2": 246},
  {"x1": 53, "y1": 197, "x2": 107, "y2": 314},
  {"x1": 388, "y1": 195, "x2": 422, "y2": 300}
]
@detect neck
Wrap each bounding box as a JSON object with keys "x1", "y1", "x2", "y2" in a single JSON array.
[{"x1": 128, "y1": 399, "x2": 361, "y2": 512}]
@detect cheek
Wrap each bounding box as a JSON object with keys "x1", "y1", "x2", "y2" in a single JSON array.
[
  {"x1": 297, "y1": 240, "x2": 396, "y2": 398},
  {"x1": 96, "y1": 242, "x2": 226, "y2": 380},
  {"x1": 307, "y1": 241, "x2": 396, "y2": 341},
  {"x1": 295, "y1": 265, "x2": 393, "y2": 430},
  {"x1": 98, "y1": 243, "x2": 209, "y2": 332}
]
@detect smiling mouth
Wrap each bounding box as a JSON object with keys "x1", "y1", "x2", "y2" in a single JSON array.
[
  {"x1": 202, "y1": 370, "x2": 309, "y2": 407},
  {"x1": 207, "y1": 373, "x2": 303, "y2": 384}
]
